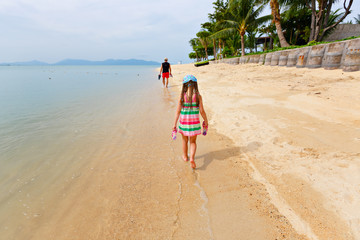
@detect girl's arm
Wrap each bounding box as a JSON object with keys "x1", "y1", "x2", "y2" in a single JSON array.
[
  {"x1": 199, "y1": 95, "x2": 208, "y2": 126},
  {"x1": 173, "y1": 96, "x2": 182, "y2": 130}
]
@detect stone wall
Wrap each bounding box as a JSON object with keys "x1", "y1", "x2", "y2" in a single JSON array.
[{"x1": 215, "y1": 38, "x2": 360, "y2": 72}]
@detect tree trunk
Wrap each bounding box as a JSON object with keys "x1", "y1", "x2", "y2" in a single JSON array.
[
  {"x1": 320, "y1": 0, "x2": 353, "y2": 41},
  {"x1": 274, "y1": 20, "x2": 290, "y2": 47},
  {"x1": 319, "y1": 1, "x2": 332, "y2": 41},
  {"x1": 222, "y1": 41, "x2": 225, "y2": 58},
  {"x1": 213, "y1": 39, "x2": 217, "y2": 60},
  {"x1": 295, "y1": 27, "x2": 299, "y2": 44},
  {"x1": 308, "y1": 0, "x2": 352, "y2": 42},
  {"x1": 218, "y1": 40, "x2": 222, "y2": 59},
  {"x1": 241, "y1": 34, "x2": 245, "y2": 57},
  {"x1": 264, "y1": 38, "x2": 267, "y2": 51},
  {"x1": 270, "y1": 0, "x2": 290, "y2": 47},
  {"x1": 314, "y1": 24, "x2": 321, "y2": 41},
  {"x1": 308, "y1": 0, "x2": 317, "y2": 42}
]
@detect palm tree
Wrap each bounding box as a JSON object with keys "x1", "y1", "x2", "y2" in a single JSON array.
[
  {"x1": 208, "y1": 0, "x2": 230, "y2": 59},
  {"x1": 189, "y1": 38, "x2": 201, "y2": 62},
  {"x1": 280, "y1": 4, "x2": 312, "y2": 45},
  {"x1": 227, "y1": 32, "x2": 242, "y2": 55},
  {"x1": 258, "y1": 0, "x2": 293, "y2": 47},
  {"x1": 213, "y1": 0, "x2": 267, "y2": 56},
  {"x1": 196, "y1": 30, "x2": 211, "y2": 60},
  {"x1": 246, "y1": 26, "x2": 260, "y2": 52},
  {"x1": 269, "y1": 0, "x2": 290, "y2": 47},
  {"x1": 202, "y1": 21, "x2": 218, "y2": 60},
  {"x1": 259, "y1": 23, "x2": 277, "y2": 49}
]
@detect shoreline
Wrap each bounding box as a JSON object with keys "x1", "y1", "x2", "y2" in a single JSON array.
[
  {"x1": 171, "y1": 63, "x2": 360, "y2": 239},
  {"x1": 168, "y1": 69, "x2": 305, "y2": 239}
]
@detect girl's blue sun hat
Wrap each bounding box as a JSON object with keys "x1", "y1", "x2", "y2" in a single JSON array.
[{"x1": 183, "y1": 75, "x2": 197, "y2": 84}]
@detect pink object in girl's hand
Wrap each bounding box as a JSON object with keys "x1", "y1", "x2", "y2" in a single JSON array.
[
  {"x1": 172, "y1": 128, "x2": 177, "y2": 140},
  {"x1": 202, "y1": 121, "x2": 208, "y2": 136}
]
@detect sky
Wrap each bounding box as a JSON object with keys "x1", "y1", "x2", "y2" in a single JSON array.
[{"x1": 0, "y1": 0, "x2": 359, "y2": 64}]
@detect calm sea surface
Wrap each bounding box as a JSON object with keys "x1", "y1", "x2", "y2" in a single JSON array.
[{"x1": 0, "y1": 65, "x2": 158, "y2": 238}]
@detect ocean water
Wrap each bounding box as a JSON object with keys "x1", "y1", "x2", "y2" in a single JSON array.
[
  {"x1": 0, "y1": 65, "x2": 214, "y2": 240},
  {"x1": 0, "y1": 65, "x2": 160, "y2": 239}
]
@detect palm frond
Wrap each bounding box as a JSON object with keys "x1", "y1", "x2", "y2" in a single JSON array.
[
  {"x1": 211, "y1": 28, "x2": 238, "y2": 39},
  {"x1": 355, "y1": 14, "x2": 360, "y2": 24},
  {"x1": 218, "y1": 19, "x2": 240, "y2": 29}
]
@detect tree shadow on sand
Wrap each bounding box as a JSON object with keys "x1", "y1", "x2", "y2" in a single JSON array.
[{"x1": 195, "y1": 141, "x2": 263, "y2": 171}]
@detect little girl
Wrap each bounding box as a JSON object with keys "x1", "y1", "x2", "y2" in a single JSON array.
[{"x1": 173, "y1": 75, "x2": 208, "y2": 169}]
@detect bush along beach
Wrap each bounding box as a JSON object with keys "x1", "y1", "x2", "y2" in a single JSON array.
[{"x1": 194, "y1": 60, "x2": 209, "y2": 67}]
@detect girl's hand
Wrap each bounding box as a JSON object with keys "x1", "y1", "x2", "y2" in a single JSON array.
[{"x1": 172, "y1": 126, "x2": 177, "y2": 131}]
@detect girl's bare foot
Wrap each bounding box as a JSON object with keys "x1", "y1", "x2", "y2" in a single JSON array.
[
  {"x1": 190, "y1": 160, "x2": 196, "y2": 169},
  {"x1": 183, "y1": 155, "x2": 189, "y2": 162}
]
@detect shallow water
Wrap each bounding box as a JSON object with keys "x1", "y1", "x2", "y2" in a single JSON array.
[
  {"x1": 0, "y1": 65, "x2": 215, "y2": 239},
  {"x1": 0, "y1": 65, "x2": 165, "y2": 239}
]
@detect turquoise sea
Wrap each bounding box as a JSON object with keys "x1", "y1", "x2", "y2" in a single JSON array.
[{"x1": 0, "y1": 65, "x2": 163, "y2": 239}]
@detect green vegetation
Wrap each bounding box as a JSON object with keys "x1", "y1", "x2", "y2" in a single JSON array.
[
  {"x1": 190, "y1": 0, "x2": 355, "y2": 62},
  {"x1": 194, "y1": 60, "x2": 210, "y2": 67},
  {"x1": 234, "y1": 35, "x2": 360, "y2": 57}
]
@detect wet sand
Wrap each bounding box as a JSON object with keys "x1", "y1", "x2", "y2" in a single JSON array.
[{"x1": 171, "y1": 63, "x2": 360, "y2": 240}]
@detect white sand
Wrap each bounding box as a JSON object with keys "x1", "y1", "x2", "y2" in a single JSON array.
[{"x1": 172, "y1": 63, "x2": 360, "y2": 240}]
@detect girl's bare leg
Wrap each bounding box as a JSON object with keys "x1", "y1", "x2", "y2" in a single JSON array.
[
  {"x1": 189, "y1": 136, "x2": 197, "y2": 169},
  {"x1": 181, "y1": 135, "x2": 189, "y2": 162}
]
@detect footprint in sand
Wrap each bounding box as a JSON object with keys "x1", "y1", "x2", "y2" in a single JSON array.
[{"x1": 336, "y1": 163, "x2": 349, "y2": 168}]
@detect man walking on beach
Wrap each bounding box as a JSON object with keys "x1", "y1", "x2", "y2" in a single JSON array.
[{"x1": 160, "y1": 58, "x2": 172, "y2": 88}]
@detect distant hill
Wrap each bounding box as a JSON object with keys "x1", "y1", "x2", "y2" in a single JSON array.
[
  {"x1": 0, "y1": 60, "x2": 49, "y2": 66},
  {"x1": 54, "y1": 58, "x2": 160, "y2": 65},
  {"x1": 0, "y1": 58, "x2": 160, "y2": 66}
]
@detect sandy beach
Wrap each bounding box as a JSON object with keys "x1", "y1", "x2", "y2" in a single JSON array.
[
  {"x1": 3, "y1": 64, "x2": 359, "y2": 239},
  {"x1": 170, "y1": 63, "x2": 360, "y2": 240}
]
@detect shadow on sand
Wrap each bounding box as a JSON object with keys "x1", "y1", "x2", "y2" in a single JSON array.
[
  {"x1": 196, "y1": 147, "x2": 240, "y2": 171},
  {"x1": 196, "y1": 141, "x2": 263, "y2": 171}
]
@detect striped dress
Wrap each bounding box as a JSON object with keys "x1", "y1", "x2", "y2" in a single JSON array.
[{"x1": 178, "y1": 93, "x2": 201, "y2": 136}]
